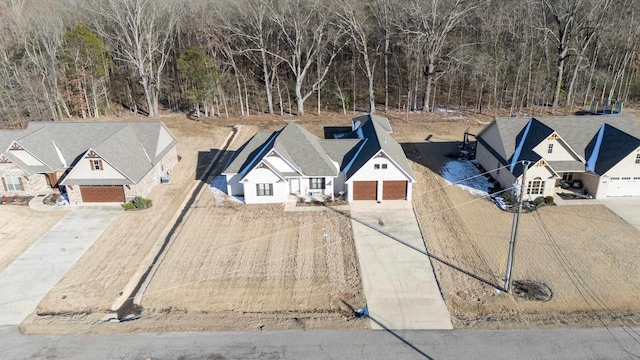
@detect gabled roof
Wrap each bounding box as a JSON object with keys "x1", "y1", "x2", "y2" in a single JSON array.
[
  {"x1": 477, "y1": 115, "x2": 640, "y2": 176},
  {"x1": 224, "y1": 116, "x2": 416, "y2": 182},
  {"x1": 353, "y1": 114, "x2": 393, "y2": 133},
  {"x1": 0, "y1": 121, "x2": 177, "y2": 183},
  {"x1": 342, "y1": 118, "x2": 416, "y2": 181},
  {"x1": 224, "y1": 122, "x2": 337, "y2": 177},
  {"x1": 585, "y1": 123, "x2": 640, "y2": 175},
  {"x1": 508, "y1": 118, "x2": 553, "y2": 177}
]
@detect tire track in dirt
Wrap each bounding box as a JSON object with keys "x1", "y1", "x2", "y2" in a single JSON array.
[{"x1": 112, "y1": 127, "x2": 238, "y2": 320}]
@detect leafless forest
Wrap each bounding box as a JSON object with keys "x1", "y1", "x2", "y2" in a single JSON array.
[{"x1": 0, "y1": 0, "x2": 638, "y2": 126}]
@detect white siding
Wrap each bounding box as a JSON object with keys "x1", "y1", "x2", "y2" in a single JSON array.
[
  {"x1": 242, "y1": 167, "x2": 288, "y2": 204},
  {"x1": 599, "y1": 147, "x2": 640, "y2": 197},
  {"x1": 264, "y1": 154, "x2": 297, "y2": 173},
  {"x1": 346, "y1": 152, "x2": 413, "y2": 201},
  {"x1": 225, "y1": 173, "x2": 244, "y2": 196}
]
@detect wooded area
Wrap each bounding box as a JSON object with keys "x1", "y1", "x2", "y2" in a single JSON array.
[{"x1": 0, "y1": 0, "x2": 638, "y2": 126}]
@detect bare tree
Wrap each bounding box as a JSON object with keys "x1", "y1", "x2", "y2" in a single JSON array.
[
  {"x1": 271, "y1": 0, "x2": 344, "y2": 116},
  {"x1": 88, "y1": 0, "x2": 179, "y2": 117},
  {"x1": 399, "y1": 0, "x2": 481, "y2": 112},
  {"x1": 337, "y1": 0, "x2": 377, "y2": 113}
]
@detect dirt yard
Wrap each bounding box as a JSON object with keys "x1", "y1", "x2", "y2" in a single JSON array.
[
  {"x1": 0, "y1": 206, "x2": 69, "y2": 272},
  {"x1": 19, "y1": 109, "x2": 640, "y2": 334},
  {"x1": 392, "y1": 115, "x2": 640, "y2": 330},
  {"x1": 21, "y1": 114, "x2": 366, "y2": 334},
  {"x1": 22, "y1": 116, "x2": 232, "y2": 322}
]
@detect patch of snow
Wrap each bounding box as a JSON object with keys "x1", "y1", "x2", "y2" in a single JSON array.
[
  {"x1": 441, "y1": 160, "x2": 492, "y2": 196},
  {"x1": 210, "y1": 176, "x2": 243, "y2": 204}
]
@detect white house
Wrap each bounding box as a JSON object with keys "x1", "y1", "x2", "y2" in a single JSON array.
[
  {"x1": 0, "y1": 121, "x2": 178, "y2": 203},
  {"x1": 475, "y1": 115, "x2": 640, "y2": 200},
  {"x1": 222, "y1": 115, "x2": 416, "y2": 204}
]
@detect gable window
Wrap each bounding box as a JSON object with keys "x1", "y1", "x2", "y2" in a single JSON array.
[
  {"x1": 3, "y1": 176, "x2": 23, "y2": 191},
  {"x1": 562, "y1": 173, "x2": 573, "y2": 182},
  {"x1": 90, "y1": 159, "x2": 103, "y2": 171},
  {"x1": 256, "y1": 183, "x2": 273, "y2": 196},
  {"x1": 374, "y1": 164, "x2": 380, "y2": 169},
  {"x1": 309, "y1": 178, "x2": 325, "y2": 190},
  {"x1": 381, "y1": 164, "x2": 388, "y2": 169},
  {"x1": 636, "y1": 154, "x2": 640, "y2": 164},
  {"x1": 547, "y1": 144, "x2": 554, "y2": 154},
  {"x1": 527, "y1": 177, "x2": 545, "y2": 195}
]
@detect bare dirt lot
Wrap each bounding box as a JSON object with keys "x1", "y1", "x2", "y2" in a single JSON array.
[
  {"x1": 393, "y1": 115, "x2": 640, "y2": 330},
  {"x1": 19, "y1": 109, "x2": 640, "y2": 333},
  {"x1": 22, "y1": 114, "x2": 366, "y2": 334},
  {"x1": 0, "y1": 206, "x2": 68, "y2": 272}
]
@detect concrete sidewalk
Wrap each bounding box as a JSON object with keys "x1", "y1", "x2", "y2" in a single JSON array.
[
  {"x1": 0, "y1": 205, "x2": 121, "y2": 325},
  {"x1": 349, "y1": 201, "x2": 452, "y2": 330}
]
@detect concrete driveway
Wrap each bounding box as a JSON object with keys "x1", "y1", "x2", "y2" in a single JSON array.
[
  {"x1": 349, "y1": 201, "x2": 452, "y2": 330},
  {"x1": 0, "y1": 205, "x2": 121, "y2": 325},
  {"x1": 599, "y1": 197, "x2": 640, "y2": 232}
]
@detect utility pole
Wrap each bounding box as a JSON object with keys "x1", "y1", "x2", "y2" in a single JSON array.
[{"x1": 504, "y1": 160, "x2": 530, "y2": 292}]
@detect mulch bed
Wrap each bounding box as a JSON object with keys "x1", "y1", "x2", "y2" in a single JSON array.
[{"x1": 1, "y1": 195, "x2": 33, "y2": 206}]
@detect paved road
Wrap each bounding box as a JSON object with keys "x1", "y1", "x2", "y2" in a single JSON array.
[
  {"x1": 349, "y1": 201, "x2": 452, "y2": 330},
  {"x1": 2, "y1": 325, "x2": 640, "y2": 359},
  {"x1": 0, "y1": 205, "x2": 121, "y2": 324},
  {"x1": 599, "y1": 197, "x2": 640, "y2": 231}
]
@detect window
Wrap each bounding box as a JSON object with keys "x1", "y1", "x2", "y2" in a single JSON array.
[
  {"x1": 547, "y1": 144, "x2": 554, "y2": 154},
  {"x1": 562, "y1": 172, "x2": 573, "y2": 182},
  {"x1": 3, "y1": 176, "x2": 23, "y2": 191},
  {"x1": 381, "y1": 164, "x2": 388, "y2": 169},
  {"x1": 636, "y1": 154, "x2": 640, "y2": 164},
  {"x1": 309, "y1": 178, "x2": 325, "y2": 190},
  {"x1": 527, "y1": 177, "x2": 545, "y2": 195},
  {"x1": 374, "y1": 164, "x2": 380, "y2": 169},
  {"x1": 90, "y1": 159, "x2": 103, "y2": 171},
  {"x1": 256, "y1": 183, "x2": 273, "y2": 196}
]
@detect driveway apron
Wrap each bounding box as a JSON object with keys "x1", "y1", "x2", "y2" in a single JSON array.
[
  {"x1": 599, "y1": 197, "x2": 640, "y2": 232},
  {"x1": 0, "y1": 205, "x2": 121, "y2": 325},
  {"x1": 349, "y1": 201, "x2": 452, "y2": 330}
]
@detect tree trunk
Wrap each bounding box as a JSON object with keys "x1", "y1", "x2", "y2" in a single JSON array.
[{"x1": 261, "y1": 49, "x2": 274, "y2": 115}]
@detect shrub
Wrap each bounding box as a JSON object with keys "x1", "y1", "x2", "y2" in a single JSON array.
[
  {"x1": 132, "y1": 196, "x2": 152, "y2": 209},
  {"x1": 122, "y1": 196, "x2": 152, "y2": 210},
  {"x1": 534, "y1": 196, "x2": 546, "y2": 207},
  {"x1": 545, "y1": 196, "x2": 555, "y2": 205},
  {"x1": 502, "y1": 191, "x2": 517, "y2": 206},
  {"x1": 122, "y1": 202, "x2": 135, "y2": 210}
]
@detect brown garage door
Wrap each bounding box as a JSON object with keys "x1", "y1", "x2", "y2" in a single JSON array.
[
  {"x1": 353, "y1": 181, "x2": 377, "y2": 200},
  {"x1": 383, "y1": 181, "x2": 407, "y2": 200},
  {"x1": 80, "y1": 185, "x2": 125, "y2": 202}
]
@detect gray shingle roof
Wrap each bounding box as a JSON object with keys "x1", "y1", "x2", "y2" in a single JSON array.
[
  {"x1": 0, "y1": 121, "x2": 177, "y2": 183},
  {"x1": 224, "y1": 123, "x2": 337, "y2": 177},
  {"x1": 353, "y1": 114, "x2": 393, "y2": 133},
  {"x1": 224, "y1": 117, "x2": 415, "y2": 182},
  {"x1": 477, "y1": 115, "x2": 640, "y2": 176},
  {"x1": 342, "y1": 118, "x2": 416, "y2": 181}
]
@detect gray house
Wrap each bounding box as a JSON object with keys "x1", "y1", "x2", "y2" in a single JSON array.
[{"x1": 0, "y1": 121, "x2": 178, "y2": 203}]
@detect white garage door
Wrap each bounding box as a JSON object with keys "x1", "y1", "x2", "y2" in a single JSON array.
[{"x1": 607, "y1": 177, "x2": 640, "y2": 197}]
